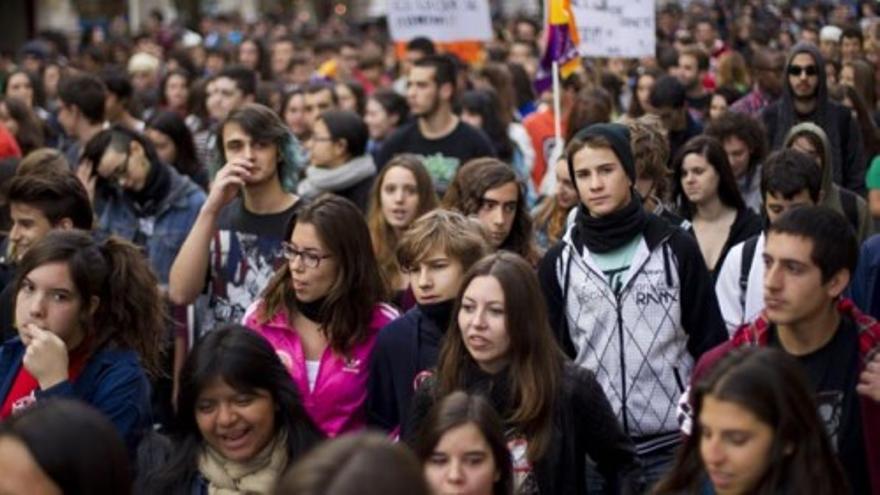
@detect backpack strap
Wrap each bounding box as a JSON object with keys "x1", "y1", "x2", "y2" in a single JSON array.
[{"x1": 739, "y1": 235, "x2": 760, "y2": 311}]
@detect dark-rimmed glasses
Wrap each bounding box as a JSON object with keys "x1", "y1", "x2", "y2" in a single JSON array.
[{"x1": 282, "y1": 242, "x2": 332, "y2": 268}]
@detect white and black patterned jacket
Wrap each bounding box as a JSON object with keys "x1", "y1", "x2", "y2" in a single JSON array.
[{"x1": 539, "y1": 215, "x2": 727, "y2": 454}]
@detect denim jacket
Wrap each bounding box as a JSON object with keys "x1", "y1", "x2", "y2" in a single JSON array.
[{"x1": 95, "y1": 165, "x2": 205, "y2": 284}]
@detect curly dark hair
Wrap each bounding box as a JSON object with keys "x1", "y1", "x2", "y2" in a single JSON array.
[{"x1": 704, "y1": 110, "x2": 768, "y2": 175}]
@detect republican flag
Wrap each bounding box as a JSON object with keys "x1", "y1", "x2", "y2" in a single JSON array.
[{"x1": 534, "y1": 0, "x2": 581, "y2": 93}]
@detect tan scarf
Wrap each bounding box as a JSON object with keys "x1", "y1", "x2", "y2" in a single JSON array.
[{"x1": 198, "y1": 431, "x2": 289, "y2": 495}]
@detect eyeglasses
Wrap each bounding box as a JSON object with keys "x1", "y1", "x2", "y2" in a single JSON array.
[
  {"x1": 109, "y1": 151, "x2": 130, "y2": 184},
  {"x1": 282, "y1": 242, "x2": 332, "y2": 268},
  {"x1": 788, "y1": 65, "x2": 818, "y2": 77}
]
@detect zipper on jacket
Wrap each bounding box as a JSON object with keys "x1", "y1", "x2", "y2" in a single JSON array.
[{"x1": 616, "y1": 293, "x2": 629, "y2": 434}]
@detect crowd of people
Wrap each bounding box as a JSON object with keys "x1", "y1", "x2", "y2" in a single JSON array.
[{"x1": 2, "y1": 1, "x2": 880, "y2": 493}]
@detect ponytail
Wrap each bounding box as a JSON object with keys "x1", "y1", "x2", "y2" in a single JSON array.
[
  {"x1": 15, "y1": 231, "x2": 166, "y2": 377},
  {"x1": 96, "y1": 238, "x2": 165, "y2": 376}
]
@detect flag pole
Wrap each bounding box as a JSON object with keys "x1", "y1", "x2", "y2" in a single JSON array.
[{"x1": 552, "y1": 60, "x2": 562, "y2": 151}]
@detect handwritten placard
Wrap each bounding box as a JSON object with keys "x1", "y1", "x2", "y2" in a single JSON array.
[
  {"x1": 571, "y1": 0, "x2": 656, "y2": 58},
  {"x1": 387, "y1": 0, "x2": 493, "y2": 43}
]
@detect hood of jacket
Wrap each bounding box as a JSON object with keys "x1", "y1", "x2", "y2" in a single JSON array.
[
  {"x1": 772, "y1": 43, "x2": 832, "y2": 147},
  {"x1": 782, "y1": 121, "x2": 843, "y2": 212}
]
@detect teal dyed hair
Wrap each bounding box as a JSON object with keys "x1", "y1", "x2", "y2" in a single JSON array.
[{"x1": 213, "y1": 103, "x2": 307, "y2": 193}]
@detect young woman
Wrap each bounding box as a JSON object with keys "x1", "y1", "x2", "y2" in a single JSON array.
[
  {"x1": 335, "y1": 80, "x2": 367, "y2": 116},
  {"x1": 366, "y1": 154, "x2": 438, "y2": 308},
  {"x1": 158, "y1": 69, "x2": 191, "y2": 116},
  {"x1": 278, "y1": 432, "x2": 430, "y2": 495},
  {"x1": 238, "y1": 38, "x2": 271, "y2": 81},
  {"x1": 136, "y1": 325, "x2": 323, "y2": 494},
  {"x1": 460, "y1": 88, "x2": 534, "y2": 188},
  {"x1": 298, "y1": 110, "x2": 376, "y2": 211},
  {"x1": 145, "y1": 110, "x2": 207, "y2": 189},
  {"x1": 783, "y1": 122, "x2": 874, "y2": 243},
  {"x1": 156, "y1": 69, "x2": 201, "y2": 134},
  {"x1": 444, "y1": 158, "x2": 539, "y2": 265},
  {"x1": 531, "y1": 156, "x2": 578, "y2": 251},
  {"x1": 282, "y1": 89, "x2": 310, "y2": 142},
  {"x1": 672, "y1": 135, "x2": 761, "y2": 277},
  {"x1": 243, "y1": 195, "x2": 398, "y2": 437},
  {"x1": 626, "y1": 67, "x2": 664, "y2": 119},
  {"x1": 406, "y1": 252, "x2": 642, "y2": 495},
  {"x1": 0, "y1": 399, "x2": 132, "y2": 495},
  {"x1": 654, "y1": 347, "x2": 848, "y2": 495},
  {"x1": 0, "y1": 231, "x2": 163, "y2": 452},
  {"x1": 4, "y1": 70, "x2": 49, "y2": 122},
  {"x1": 364, "y1": 89, "x2": 409, "y2": 159},
  {"x1": 415, "y1": 391, "x2": 514, "y2": 495},
  {"x1": 0, "y1": 96, "x2": 44, "y2": 156}
]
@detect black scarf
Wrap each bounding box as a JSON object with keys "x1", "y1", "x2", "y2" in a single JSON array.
[
  {"x1": 418, "y1": 299, "x2": 455, "y2": 333},
  {"x1": 295, "y1": 296, "x2": 327, "y2": 323},
  {"x1": 573, "y1": 192, "x2": 647, "y2": 254},
  {"x1": 461, "y1": 360, "x2": 514, "y2": 415},
  {"x1": 128, "y1": 160, "x2": 172, "y2": 217}
]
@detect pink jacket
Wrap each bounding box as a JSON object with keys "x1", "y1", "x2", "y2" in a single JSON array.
[{"x1": 243, "y1": 301, "x2": 398, "y2": 437}]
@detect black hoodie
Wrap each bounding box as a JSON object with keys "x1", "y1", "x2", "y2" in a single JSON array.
[{"x1": 761, "y1": 42, "x2": 866, "y2": 194}]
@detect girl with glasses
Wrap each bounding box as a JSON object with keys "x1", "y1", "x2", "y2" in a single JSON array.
[{"x1": 243, "y1": 194, "x2": 398, "y2": 437}]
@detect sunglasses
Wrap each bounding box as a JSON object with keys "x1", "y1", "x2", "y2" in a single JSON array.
[{"x1": 788, "y1": 65, "x2": 818, "y2": 77}]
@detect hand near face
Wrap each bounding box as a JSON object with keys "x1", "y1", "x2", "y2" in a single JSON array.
[
  {"x1": 857, "y1": 353, "x2": 880, "y2": 402},
  {"x1": 204, "y1": 159, "x2": 251, "y2": 214},
  {"x1": 20, "y1": 323, "x2": 69, "y2": 390}
]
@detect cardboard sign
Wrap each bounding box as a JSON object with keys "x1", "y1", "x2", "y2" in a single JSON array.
[
  {"x1": 571, "y1": 0, "x2": 656, "y2": 58},
  {"x1": 387, "y1": 0, "x2": 493, "y2": 43}
]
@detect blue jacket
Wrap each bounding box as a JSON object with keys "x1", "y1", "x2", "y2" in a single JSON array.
[
  {"x1": 96, "y1": 165, "x2": 205, "y2": 284},
  {"x1": 0, "y1": 338, "x2": 152, "y2": 453},
  {"x1": 852, "y1": 234, "x2": 880, "y2": 318}
]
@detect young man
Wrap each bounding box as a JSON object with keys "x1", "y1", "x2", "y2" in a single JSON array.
[
  {"x1": 704, "y1": 111, "x2": 769, "y2": 212},
  {"x1": 303, "y1": 81, "x2": 338, "y2": 130},
  {"x1": 649, "y1": 75, "x2": 703, "y2": 167},
  {"x1": 761, "y1": 42, "x2": 865, "y2": 194},
  {"x1": 194, "y1": 66, "x2": 257, "y2": 175},
  {"x1": 0, "y1": 171, "x2": 93, "y2": 341},
  {"x1": 693, "y1": 206, "x2": 880, "y2": 494},
  {"x1": 715, "y1": 149, "x2": 821, "y2": 333},
  {"x1": 101, "y1": 69, "x2": 145, "y2": 132},
  {"x1": 729, "y1": 48, "x2": 785, "y2": 118},
  {"x1": 841, "y1": 26, "x2": 864, "y2": 62},
  {"x1": 81, "y1": 126, "x2": 205, "y2": 285},
  {"x1": 676, "y1": 46, "x2": 711, "y2": 122},
  {"x1": 376, "y1": 55, "x2": 494, "y2": 193},
  {"x1": 366, "y1": 210, "x2": 489, "y2": 435},
  {"x1": 392, "y1": 36, "x2": 436, "y2": 95},
  {"x1": 169, "y1": 103, "x2": 304, "y2": 338},
  {"x1": 57, "y1": 74, "x2": 107, "y2": 167},
  {"x1": 539, "y1": 123, "x2": 726, "y2": 483}
]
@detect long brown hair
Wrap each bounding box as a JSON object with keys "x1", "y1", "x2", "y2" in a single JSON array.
[
  {"x1": 443, "y1": 158, "x2": 539, "y2": 265},
  {"x1": 14, "y1": 231, "x2": 165, "y2": 376},
  {"x1": 654, "y1": 347, "x2": 848, "y2": 495},
  {"x1": 436, "y1": 252, "x2": 562, "y2": 462},
  {"x1": 258, "y1": 194, "x2": 387, "y2": 355},
  {"x1": 366, "y1": 154, "x2": 438, "y2": 291}
]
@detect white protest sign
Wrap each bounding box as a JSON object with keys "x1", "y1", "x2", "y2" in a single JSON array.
[
  {"x1": 387, "y1": 0, "x2": 493, "y2": 42},
  {"x1": 571, "y1": 0, "x2": 656, "y2": 58}
]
